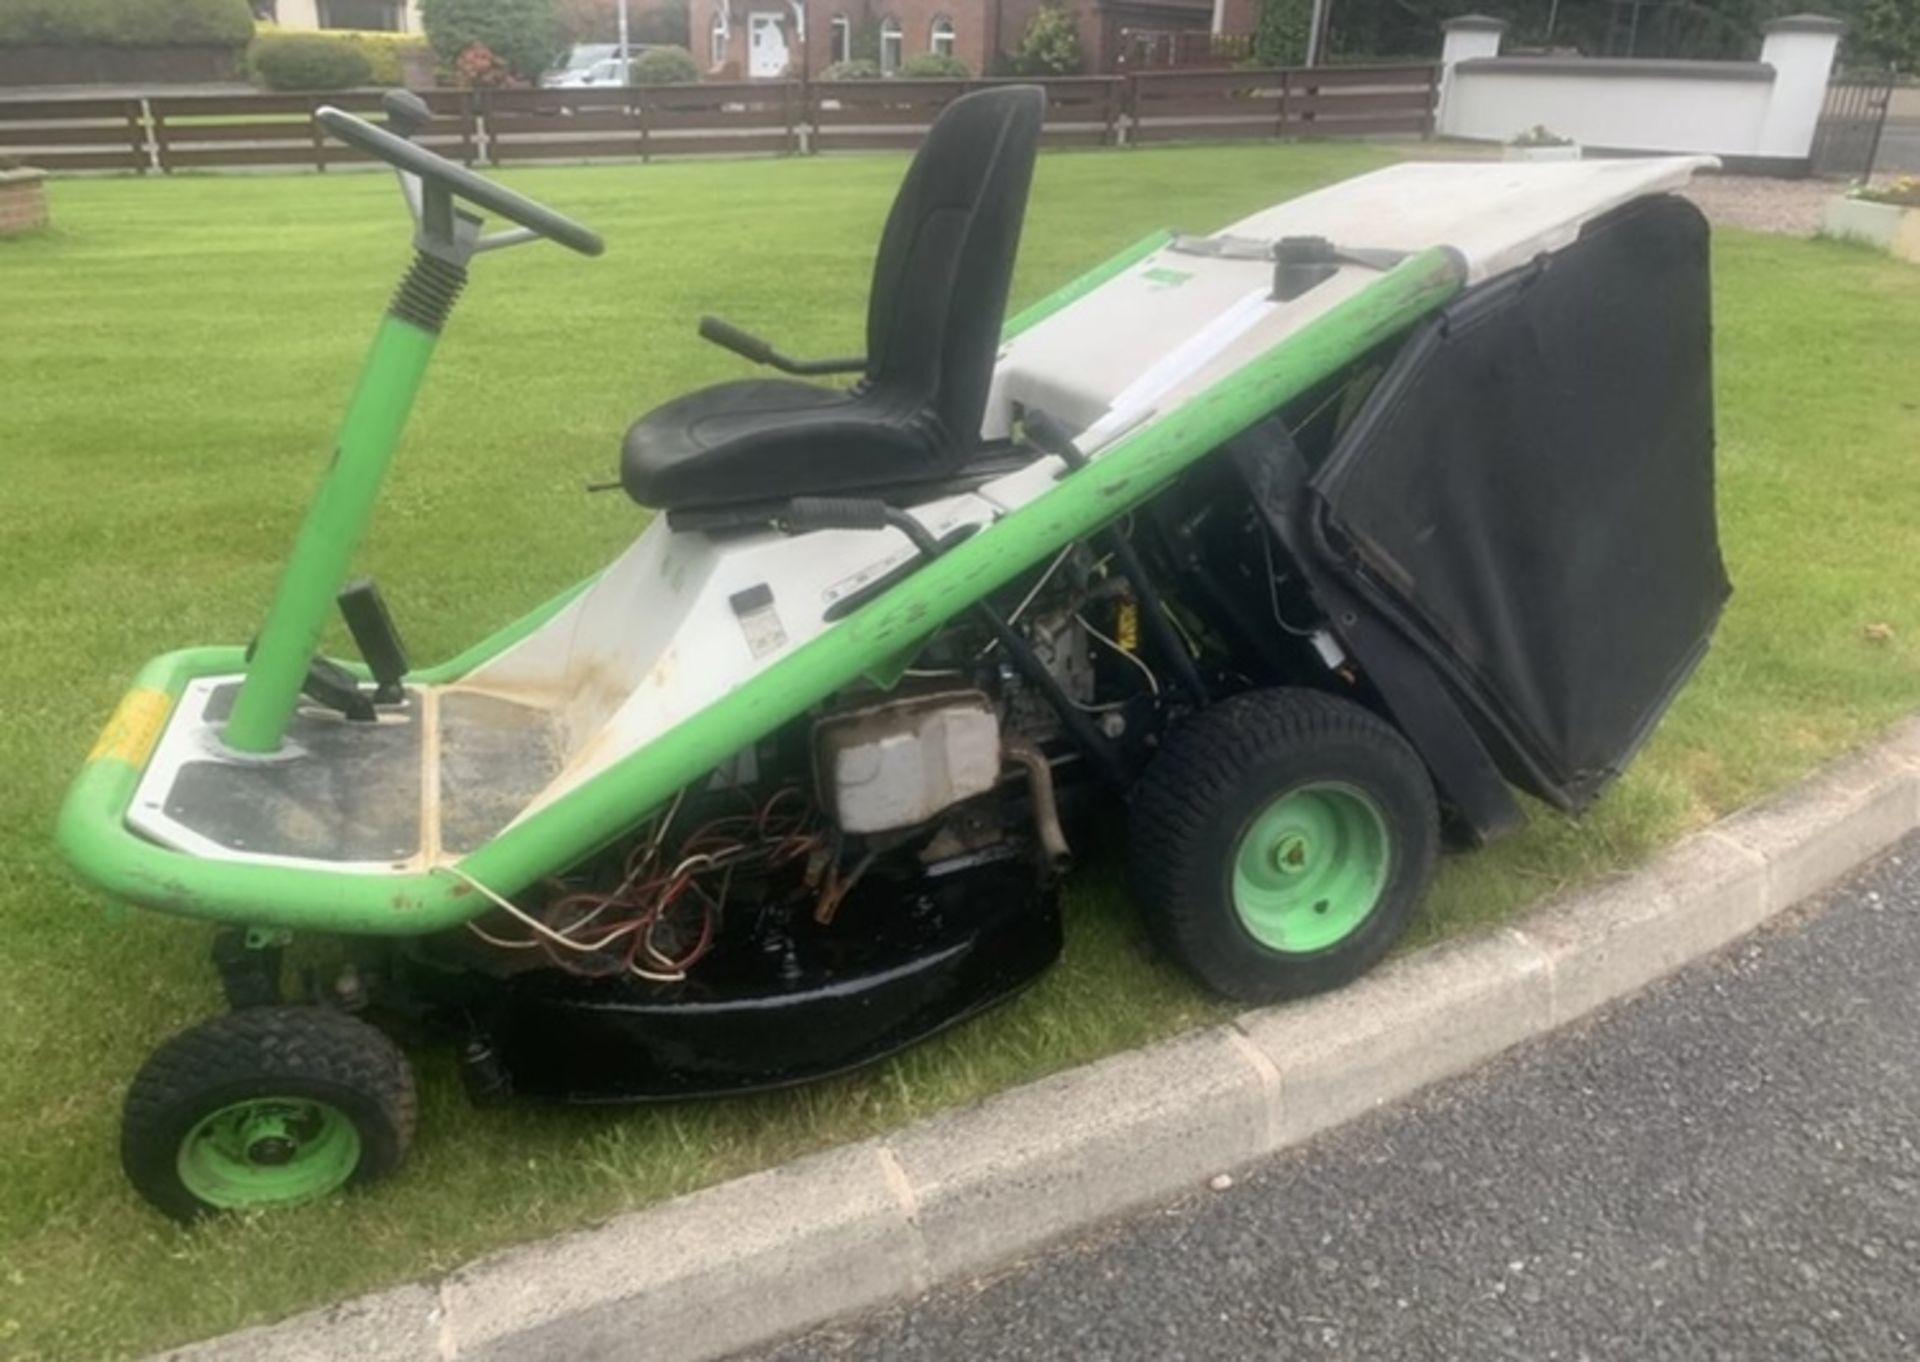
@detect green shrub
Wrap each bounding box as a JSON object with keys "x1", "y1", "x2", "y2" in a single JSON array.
[
  {"x1": 0, "y1": 0, "x2": 254, "y2": 48},
  {"x1": 1251, "y1": 0, "x2": 1309, "y2": 67},
  {"x1": 822, "y1": 57, "x2": 880, "y2": 80},
  {"x1": 251, "y1": 32, "x2": 372, "y2": 90},
  {"x1": 1009, "y1": 2, "x2": 1081, "y2": 76},
  {"x1": 631, "y1": 44, "x2": 697, "y2": 83},
  {"x1": 420, "y1": 0, "x2": 560, "y2": 82},
  {"x1": 255, "y1": 24, "x2": 430, "y2": 85},
  {"x1": 899, "y1": 51, "x2": 970, "y2": 78}
]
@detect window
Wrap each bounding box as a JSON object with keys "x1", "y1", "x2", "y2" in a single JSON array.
[
  {"x1": 929, "y1": 16, "x2": 954, "y2": 57},
  {"x1": 710, "y1": 7, "x2": 728, "y2": 66},
  {"x1": 318, "y1": 0, "x2": 403, "y2": 30},
  {"x1": 830, "y1": 13, "x2": 851, "y2": 65},
  {"x1": 879, "y1": 16, "x2": 902, "y2": 73}
]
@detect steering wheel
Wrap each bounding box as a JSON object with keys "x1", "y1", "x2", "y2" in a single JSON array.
[{"x1": 315, "y1": 100, "x2": 604, "y2": 258}]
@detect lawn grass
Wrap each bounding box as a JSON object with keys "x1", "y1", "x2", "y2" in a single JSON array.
[{"x1": 3, "y1": 144, "x2": 1918, "y2": 1359}]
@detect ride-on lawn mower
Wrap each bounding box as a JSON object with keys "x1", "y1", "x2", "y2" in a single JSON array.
[{"x1": 61, "y1": 86, "x2": 1729, "y2": 1220}]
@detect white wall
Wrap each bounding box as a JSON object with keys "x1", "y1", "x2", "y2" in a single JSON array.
[
  {"x1": 1443, "y1": 63, "x2": 1776, "y2": 155},
  {"x1": 1435, "y1": 13, "x2": 1845, "y2": 167}
]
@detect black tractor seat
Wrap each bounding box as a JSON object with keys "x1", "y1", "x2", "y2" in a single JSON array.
[{"x1": 621, "y1": 85, "x2": 1046, "y2": 513}]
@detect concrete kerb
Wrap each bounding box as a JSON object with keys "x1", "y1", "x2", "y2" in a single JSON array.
[{"x1": 157, "y1": 720, "x2": 1920, "y2": 1362}]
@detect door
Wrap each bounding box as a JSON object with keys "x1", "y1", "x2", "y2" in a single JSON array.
[{"x1": 748, "y1": 13, "x2": 789, "y2": 78}]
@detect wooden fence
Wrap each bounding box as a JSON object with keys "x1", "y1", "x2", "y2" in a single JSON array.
[{"x1": 0, "y1": 66, "x2": 1437, "y2": 175}]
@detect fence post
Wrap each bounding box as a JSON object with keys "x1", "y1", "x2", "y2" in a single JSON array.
[
  {"x1": 1276, "y1": 68, "x2": 1290, "y2": 140},
  {"x1": 1122, "y1": 74, "x2": 1137, "y2": 146},
  {"x1": 151, "y1": 98, "x2": 174, "y2": 174},
  {"x1": 456, "y1": 91, "x2": 478, "y2": 166},
  {"x1": 637, "y1": 88, "x2": 652, "y2": 164},
  {"x1": 131, "y1": 97, "x2": 156, "y2": 174}
]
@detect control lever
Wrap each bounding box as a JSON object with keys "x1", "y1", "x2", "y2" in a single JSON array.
[
  {"x1": 338, "y1": 577, "x2": 410, "y2": 705},
  {"x1": 699, "y1": 316, "x2": 865, "y2": 377}
]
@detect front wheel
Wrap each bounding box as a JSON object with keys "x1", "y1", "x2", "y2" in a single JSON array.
[
  {"x1": 121, "y1": 1005, "x2": 416, "y2": 1222},
  {"x1": 1129, "y1": 689, "x2": 1439, "y2": 1003}
]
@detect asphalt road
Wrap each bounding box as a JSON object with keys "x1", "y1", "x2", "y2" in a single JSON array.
[
  {"x1": 749, "y1": 834, "x2": 1920, "y2": 1361},
  {"x1": 1875, "y1": 119, "x2": 1920, "y2": 174}
]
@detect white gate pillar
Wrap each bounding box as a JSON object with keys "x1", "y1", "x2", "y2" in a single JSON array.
[
  {"x1": 1438, "y1": 15, "x2": 1507, "y2": 137},
  {"x1": 1757, "y1": 13, "x2": 1847, "y2": 165}
]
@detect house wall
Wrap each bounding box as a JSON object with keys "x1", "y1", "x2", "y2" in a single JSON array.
[
  {"x1": 692, "y1": 0, "x2": 990, "y2": 78},
  {"x1": 1436, "y1": 13, "x2": 1845, "y2": 171},
  {"x1": 688, "y1": 0, "x2": 1208, "y2": 78}
]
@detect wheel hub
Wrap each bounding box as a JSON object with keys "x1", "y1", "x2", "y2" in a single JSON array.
[
  {"x1": 1231, "y1": 782, "x2": 1392, "y2": 954},
  {"x1": 176, "y1": 1098, "x2": 361, "y2": 1209}
]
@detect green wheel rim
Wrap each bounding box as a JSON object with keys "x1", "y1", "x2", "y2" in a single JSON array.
[
  {"x1": 176, "y1": 1097, "x2": 362, "y2": 1209},
  {"x1": 1231, "y1": 781, "x2": 1392, "y2": 954}
]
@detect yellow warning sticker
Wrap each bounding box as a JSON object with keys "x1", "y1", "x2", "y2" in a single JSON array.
[{"x1": 87, "y1": 688, "x2": 171, "y2": 768}]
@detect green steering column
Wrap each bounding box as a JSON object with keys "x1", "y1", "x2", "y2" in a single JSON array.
[{"x1": 223, "y1": 315, "x2": 440, "y2": 752}]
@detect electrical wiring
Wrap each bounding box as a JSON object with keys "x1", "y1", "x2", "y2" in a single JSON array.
[
  {"x1": 1077, "y1": 610, "x2": 1161, "y2": 697},
  {"x1": 452, "y1": 786, "x2": 831, "y2": 984},
  {"x1": 978, "y1": 542, "x2": 1079, "y2": 660},
  {"x1": 1258, "y1": 520, "x2": 1320, "y2": 638}
]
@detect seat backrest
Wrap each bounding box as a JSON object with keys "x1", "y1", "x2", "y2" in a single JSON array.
[{"x1": 863, "y1": 85, "x2": 1046, "y2": 453}]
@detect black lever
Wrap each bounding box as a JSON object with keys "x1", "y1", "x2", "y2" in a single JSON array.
[
  {"x1": 698, "y1": 316, "x2": 865, "y2": 377},
  {"x1": 338, "y1": 578, "x2": 410, "y2": 706},
  {"x1": 303, "y1": 657, "x2": 377, "y2": 722}
]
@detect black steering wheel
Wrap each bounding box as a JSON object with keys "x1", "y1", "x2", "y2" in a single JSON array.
[{"x1": 315, "y1": 101, "x2": 604, "y2": 258}]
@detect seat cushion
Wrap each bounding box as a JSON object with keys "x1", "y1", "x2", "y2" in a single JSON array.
[{"x1": 620, "y1": 378, "x2": 948, "y2": 510}]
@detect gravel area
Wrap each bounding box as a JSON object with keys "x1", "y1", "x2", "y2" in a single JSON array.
[
  {"x1": 1396, "y1": 141, "x2": 1840, "y2": 237},
  {"x1": 1679, "y1": 174, "x2": 1835, "y2": 236}
]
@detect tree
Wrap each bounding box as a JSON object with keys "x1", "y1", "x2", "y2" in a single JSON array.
[
  {"x1": 1854, "y1": 0, "x2": 1919, "y2": 69},
  {"x1": 420, "y1": 0, "x2": 561, "y2": 82},
  {"x1": 1010, "y1": 1, "x2": 1083, "y2": 76},
  {"x1": 553, "y1": 0, "x2": 690, "y2": 49},
  {"x1": 1252, "y1": 0, "x2": 1312, "y2": 66},
  {"x1": 0, "y1": 0, "x2": 254, "y2": 48}
]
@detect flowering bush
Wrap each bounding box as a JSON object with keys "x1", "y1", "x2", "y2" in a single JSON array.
[
  {"x1": 454, "y1": 41, "x2": 518, "y2": 88},
  {"x1": 1851, "y1": 176, "x2": 1920, "y2": 209}
]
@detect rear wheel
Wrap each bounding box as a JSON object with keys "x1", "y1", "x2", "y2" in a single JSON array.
[
  {"x1": 1129, "y1": 688, "x2": 1438, "y2": 1003},
  {"x1": 122, "y1": 1005, "x2": 415, "y2": 1221}
]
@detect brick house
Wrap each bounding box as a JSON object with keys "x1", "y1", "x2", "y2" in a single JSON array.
[{"x1": 689, "y1": 0, "x2": 1212, "y2": 79}]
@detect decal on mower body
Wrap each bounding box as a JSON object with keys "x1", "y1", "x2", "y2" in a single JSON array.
[{"x1": 87, "y1": 689, "x2": 171, "y2": 768}]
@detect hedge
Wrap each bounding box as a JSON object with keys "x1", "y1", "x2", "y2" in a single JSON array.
[
  {"x1": 899, "y1": 52, "x2": 971, "y2": 77},
  {"x1": 254, "y1": 22, "x2": 429, "y2": 86},
  {"x1": 0, "y1": 0, "x2": 253, "y2": 48},
  {"x1": 631, "y1": 45, "x2": 697, "y2": 84},
  {"x1": 251, "y1": 32, "x2": 373, "y2": 91}
]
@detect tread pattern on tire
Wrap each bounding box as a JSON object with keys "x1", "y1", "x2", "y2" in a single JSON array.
[
  {"x1": 122, "y1": 1005, "x2": 416, "y2": 1220},
  {"x1": 1129, "y1": 687, "x2": 1439, "y2": 1001}
]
